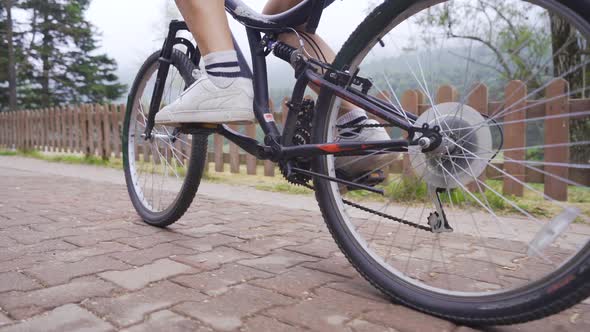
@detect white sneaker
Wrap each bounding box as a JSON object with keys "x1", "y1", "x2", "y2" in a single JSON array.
[
  {"x1": 155, "y1": 75, "x2": 255, "y2": 125},
  {"x1": 335, "y1": 111, "x2": 398, "y2": 178}
]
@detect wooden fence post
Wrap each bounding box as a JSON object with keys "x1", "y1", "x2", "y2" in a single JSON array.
[
  {"x1": 73, "y1": 106, "x2": 80, "y2": 153},
  {"x1": 89, "y1": 104, "x2": 97, "y2": 156},
  {"x1": 102, "y1": 105, "x2": 112, "y2": 160},
  {"x1": 113, "y1": 105, "x2": 122, "y2": 158},
  {"x1": 436, "y1": 85, "x2": 458, "y2": 104},
  {"x1": 59, "y1": 107, "x2": 66, "y2": 152},
  {"x1": 401, "y1": 90, "x2": 420, "y2": 177},
  {"x1": 503, "y1": 80, "x2": 527, "y2": 197},
  {"x1": 25, "y1": 111, "x2": 31, "y2": 150},
  {"x1": 467, "y1": 83, "x2": 489, "y2": 191},
  {"x1": 246, "y1": 123, "x2": 257, "y2": 175},
  {"x1": 214, "y1": 134, "x2": 224, "y2": 172},
  {"x1": 229, "y1": 124, "x2": 241, "y2": 174},
  {"x1": 67, "y1": 106, "x2": 73, "y2": 153},
  {"x1": 544, "y1": 79, "x2": 570, "y2": 201},
  {"x1": 0, "y1": 112, "x2": 5, "y2": 148},
  {"x1": 80, "y1": 105, "x2": 89, "y2": 156}
]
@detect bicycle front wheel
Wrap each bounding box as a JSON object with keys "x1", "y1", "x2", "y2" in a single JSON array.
[
  {"x1": 123, "y1": 50, "x2": 207, "y2": 227},
  {"x1": 313, "y1": 0, "x2": 590, "y2": 325}
]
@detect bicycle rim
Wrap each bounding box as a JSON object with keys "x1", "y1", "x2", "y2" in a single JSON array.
[
  {"x1": 319, "y1": 0, "x2": 590, "y2": 299},
  {"x1": 126, "y1": 54, "x2": 195, "y2": 216}
]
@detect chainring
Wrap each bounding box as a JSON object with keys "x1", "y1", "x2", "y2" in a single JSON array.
[{"x1": 280, "y1": 99, "x2": 315, "y2": 185}]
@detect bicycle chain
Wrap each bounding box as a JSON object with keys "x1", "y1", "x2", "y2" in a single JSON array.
[
  {"x1": 336, "y1": 122, "x2": 396, "y2": 129},
  {"x1": 300, "y1": 183, "x2": 432, "y2": 232}
]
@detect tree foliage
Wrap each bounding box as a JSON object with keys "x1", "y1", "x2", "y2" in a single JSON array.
[
  {"x1": 0, "y1": 0, "x2": 126, "y2": 112},
  {"x1": 415, "y1": 0, "x2": 589, "y2": 162}
]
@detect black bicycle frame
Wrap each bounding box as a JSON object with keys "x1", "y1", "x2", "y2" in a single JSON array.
[{"x1": 144, "y1": 0, "x2": 430, "y2": 165}]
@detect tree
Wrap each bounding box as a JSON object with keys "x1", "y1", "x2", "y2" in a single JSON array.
[
  {"x1": 415, "y1": 0, "x2": 552, "y2": 97},
  {"x1": 10, "y1": 0, "x2": 126, "y2": 109},
  {"x1": 1, "y1": 0, "x2": 17, "y2": 112},
  {"x1": 549, "y1": 13, "x2": 589, "y2": 163},
  {"x1": 415, "y1": 0, "x2": 589, "y2": 162}
]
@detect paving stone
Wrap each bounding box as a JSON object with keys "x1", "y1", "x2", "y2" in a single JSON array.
[
  {"x1": 266, "y1": 287, "x2": 387, "y2": 332},
  {"x1": 221, "y1": 225, "x2": 293, "y2": 240},
  {"x1": 172, "y1": 246, "x2": 255, "y2": 270},
  {"x1": 238, "y1": 249, "x2": 319, "y2": 274},
  {"x1": 177, "y1": 224, "x2": 229, "y2": 237},
  {"x1": 64, "y1": 229, "x2": 140, "y2": 246},
  {"x1": 121, "y1": 310, "x2": 212, "y2": 332},
  {"x1": 0, "y1": 272, "x2": 42, "y2": 293},
  {"x1": 0, "y1": 235, "x2": 17, "y2": 248},
  {"x1": 174, "y1": 284, "x2": 294, "y2": 331},
  {"x1": 52, "y1": 241, "x2": 136, "y2": 263},
  {"x1": 8, "y1": 227, "x2": 83, "y2": 245},
  {"x1": 0, "y1": 312, "x2": 11, "y2": 326},
  {"x1": 226, "y1": 236, "x2": 298, "y2": 256},
  {"x1": 2, "y1": 239, "x2": 77, "y2": 259},
  {"x1": 284, "y1": 238, "x2": 340, "y2": 259},
  {"x1": 250, "y1": 266, "x2": 345, "y2": 298},
  {"x1": 26, "y1": 255, "x2": 131, "y2": 286},
  {"x1": 99, "y1": 258, "x2": 194, "y2": 290},
  {"x1": 173, "y1": 263, "x2": 272, "y2": 296},
  {"x1": 174, "y1": 233, "x2": 243, "y2": 252},
  {"x1": 240, "y1": 315, "x2": 303, "y2": 332},
  {"x1": 84, "y1": 281, "x2": 206, "y2": 327},
  {"x1": 0, "y1": 277, "x2": 118, "y2": 319},
  {"x1": 115, "y1": 232, "x2": 192, "y2": 249},
  {"x1": 347, "y1": 319, "x2": 399, "y2": 332},
  {"x1": 362, "y1": 305, "x2": 455, "y2": 332},
  {"x1": 0, "y1": 254, "x2": 50, "y2": 273},
  {"x1": 110, "y1": 242, "x2": 195, "y2": 266},
  {"x1": 0, "y1": 304, "x2": 112, "y2": 332},
  {"x1": 498, "y1": 306, "x2": 590, "y2": 332},
  {"x1": 0, "y1": 214, "x2": 54, "y2": 228},
  {"x1": 2, "y1": 159, "x2": 590, "y2": 332},
  {"x1": 30, "y1": 218, "x2": 94, "y2": 232},
  {"x1": 303, "y1": 255, "x2": 359, "y2": 279},
  {"x1": 325, "y1": 277, "x2": 390, "y2": 303}
]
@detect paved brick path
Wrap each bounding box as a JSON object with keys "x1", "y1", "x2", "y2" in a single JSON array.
[{"x1": 0, "y1": 157, "x2": 588, "y2": 332}]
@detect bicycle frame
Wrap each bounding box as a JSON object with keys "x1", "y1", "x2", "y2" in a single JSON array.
[{"x1": 144, "y1": 0, "x2": 431, "y2": 168}]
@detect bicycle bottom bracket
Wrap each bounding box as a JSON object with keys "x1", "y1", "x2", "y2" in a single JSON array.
[{"x1": 409, "y1": 102, "x2": 495, "y2": 189}]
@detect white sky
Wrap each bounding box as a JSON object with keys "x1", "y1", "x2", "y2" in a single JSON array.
[{"x1": 86, "y1": 0, "x2": 372, "y2": 88}]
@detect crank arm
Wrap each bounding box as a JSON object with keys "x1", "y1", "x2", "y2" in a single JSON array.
[{"x1": 292, "y1": 167, "x2": 384, "y2": 195}]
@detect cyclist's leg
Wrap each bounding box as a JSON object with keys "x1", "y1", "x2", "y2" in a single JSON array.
[
  {"x1": 263, "y1": 1, "x2": 337, "y2": 94},
  {"x1": 175, "y1": 0, "x2": 233, "y2": 55},
  {"x1": 264, "y1": 0, "x2": 395, "y2": 178},
  {"x1": 156, "y1": 0, "x2": 254, "y2": 125}
]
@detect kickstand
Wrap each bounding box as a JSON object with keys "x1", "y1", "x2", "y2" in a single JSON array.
[{"x1": 427, "y1": 185, "x2": 453, "y2": 233}]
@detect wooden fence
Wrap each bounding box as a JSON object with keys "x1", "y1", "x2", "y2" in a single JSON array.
[
  {"x1": 0, "y1": 104, "x2": 126, "y2": 159},
  {"x1": 1, "y1": 80, "x2": 588, "y2": 200}
]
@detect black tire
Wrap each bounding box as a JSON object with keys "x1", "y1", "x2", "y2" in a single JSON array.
[
  {"x1": 123, "y1": 50, "x2": 207, "y2": 228},
  {"x1": 312, "y1": 0, "x2": 590, "y2": 325}
]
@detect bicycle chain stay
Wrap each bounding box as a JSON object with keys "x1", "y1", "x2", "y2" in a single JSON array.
[{"x1": 298, "y1": 183, "x2": 433, "y2": 232}]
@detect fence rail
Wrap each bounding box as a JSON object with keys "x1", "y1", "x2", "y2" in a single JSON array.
[{"x1": 1, "y1": 80, "x2": 588, "y2": 200}]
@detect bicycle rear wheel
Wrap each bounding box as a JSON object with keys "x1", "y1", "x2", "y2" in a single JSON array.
[
  {"x1": 314, "y1": 0, "x2": 590, "y2": 324},
  {"x1": 123, "y1": 50, "x2": 207, "y2": 227}
]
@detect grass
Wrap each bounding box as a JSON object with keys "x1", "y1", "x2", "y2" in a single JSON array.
[
  {"x1": 0, "y1": 148, "x2": 123, "y2": 169},
  {"x1": 345, "y1": 175, "x2": 589, "y2": 219},
  {"x1": 2, "y1": 148, "x2": 588, "y2": 219}
]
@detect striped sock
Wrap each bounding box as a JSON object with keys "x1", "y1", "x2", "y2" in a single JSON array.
[{"x1": 203, "y1": 50, "x2": 247, "y2": 89}]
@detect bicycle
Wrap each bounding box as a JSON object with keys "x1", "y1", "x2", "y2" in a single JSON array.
[{"x1": 122, "y1": 0, "x2": 590, "y2": 325}]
